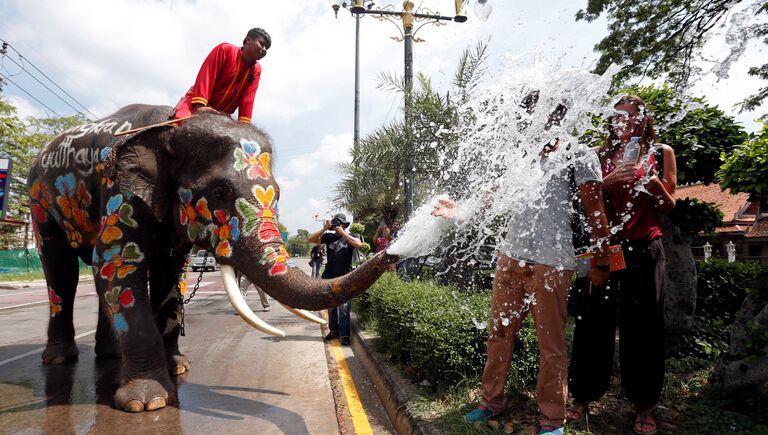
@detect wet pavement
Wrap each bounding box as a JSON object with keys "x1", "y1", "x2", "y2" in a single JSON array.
[{"x1": 0, "y1": 260, "x2": 393, "y2": 434}]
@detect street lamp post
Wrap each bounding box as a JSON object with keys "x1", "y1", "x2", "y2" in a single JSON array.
[{"x1": 329, "y1": 0, "x2": 479, "y2": 221}]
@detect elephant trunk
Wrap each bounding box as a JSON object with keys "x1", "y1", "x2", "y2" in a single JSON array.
[{"x1": 245, "y1": 246, "x2": 397, "y2": 310}]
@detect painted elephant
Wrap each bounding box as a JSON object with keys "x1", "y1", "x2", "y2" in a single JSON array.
[{"x1": 27, "y1": 104, "x2": 397, "y2": 412}]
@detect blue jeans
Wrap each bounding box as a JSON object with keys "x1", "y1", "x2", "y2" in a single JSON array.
[
  {"x1": 327, "y1": 301, "x2": 351, "y2": 338},
  {"x1": 310, "y1": 261, "x2": 322, "y2": 278}
]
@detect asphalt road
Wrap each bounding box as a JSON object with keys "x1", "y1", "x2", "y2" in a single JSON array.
[{"x1": 0, "y1": 260, "x2": 393, "y2": 434}]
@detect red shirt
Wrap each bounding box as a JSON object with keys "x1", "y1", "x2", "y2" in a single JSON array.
[
  {"x1": 602, "y1": 152, "x2": 663, "y2": 241},
  {"x1": 174, "y1": 43, "x2": 261, "y2": 123}
]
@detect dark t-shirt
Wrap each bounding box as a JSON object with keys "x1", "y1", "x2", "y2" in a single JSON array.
[
  {"x1": 320, "y1": 232, "x2": 358, "y2": 278},
  {"x1": 311, "y1": 245, "x2": 324, "y2": 263}
]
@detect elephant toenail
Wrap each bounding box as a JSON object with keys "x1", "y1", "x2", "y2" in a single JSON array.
[
  {"x1": 125, "y1": 399, "x2": 144, "y2": 412},
  {"x1": 146, "y1": 397, "x2": 167, "y2": 411}
]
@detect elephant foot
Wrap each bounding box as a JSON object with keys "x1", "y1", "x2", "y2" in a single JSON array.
[
  {"x1": 42, "y1": 341, "x2": 79, "y2": 365},
  {"x1": 115, "y1": 376, "x2": 175, "y2": 412},
  {"x1": 167, "y1": 354, "x2": 191, "y2": 376}
]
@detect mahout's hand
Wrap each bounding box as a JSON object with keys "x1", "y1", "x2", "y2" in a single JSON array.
[{"x1": 431, "y1": 198, "x2": 457, "y2": 219}]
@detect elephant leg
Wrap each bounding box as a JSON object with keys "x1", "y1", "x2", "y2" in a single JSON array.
[
  {"x1": 93, "y1": 198, "x2": 174, "y2": 412},
  {"x1": 94, "y1": 276, "x2": 120, "y2": 359},
  {"x1": 150, "y1": 248, "x2": 190, "y2": 376},
  {"x1": 37, "y1": 221, "x2": 80, "y2": 365}
]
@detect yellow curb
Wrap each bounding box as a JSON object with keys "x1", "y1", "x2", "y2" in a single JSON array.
[{"x1": 323, "y1": 311, "x2": 373, "y2": 434}]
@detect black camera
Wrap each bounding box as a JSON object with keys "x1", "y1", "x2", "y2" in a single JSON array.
[{"x1": 329, "y1": 218, "x2": 342, "y2": 229}]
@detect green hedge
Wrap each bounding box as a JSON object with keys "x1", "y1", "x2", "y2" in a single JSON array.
[{"x1": 356, "y1": 273, "x2": 539, "y2": 387}]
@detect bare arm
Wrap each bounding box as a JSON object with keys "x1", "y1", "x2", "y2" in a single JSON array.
[
  {"x1": 307, "y1": 221, "x2": 331, "y2": 244},
  {"x1": 579, "y1": 181, "x2": 610, "y2": 286},
  {"x1": 646, "y1": 144, "x2": 677, "y2": 214}
]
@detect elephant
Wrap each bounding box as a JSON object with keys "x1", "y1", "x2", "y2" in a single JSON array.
[{"x1": 27, "y1": 104, "x2": 397, "y2": 412}]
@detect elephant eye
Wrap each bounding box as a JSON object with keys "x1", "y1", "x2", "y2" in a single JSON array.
[{"x1": 210, "y1": 183, "x2": 232, "y2": 202}]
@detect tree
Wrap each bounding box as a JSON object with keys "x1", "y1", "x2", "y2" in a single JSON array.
[
  {"x1": 578, "y1": 0, "x2": 768, "y2": 112},
  {"x1": 717, "y1": 123, "x2": 768, "y2": 201},
  {"x1": 334, "y1": 40, "x2": 489, "y2": 224},
  {"x1": 285, "y1": 228, "x2": 311, "y2": 257}
]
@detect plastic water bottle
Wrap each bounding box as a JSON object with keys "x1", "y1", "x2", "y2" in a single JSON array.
[{"x1": 622, "y1": 136, "x2": 641, "y2": 164}]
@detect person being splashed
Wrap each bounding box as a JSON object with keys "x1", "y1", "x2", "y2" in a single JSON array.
[
  {"x1": 567, "y1": 95, "x2": 677, "y2": 435},
  {"x1": 432, "y1": 92, "x2": 611, "y2": 435}
]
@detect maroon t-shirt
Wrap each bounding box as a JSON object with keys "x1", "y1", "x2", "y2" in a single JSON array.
[{"x1": 602, "y1": 152, "x2": 663, "y2": 242}]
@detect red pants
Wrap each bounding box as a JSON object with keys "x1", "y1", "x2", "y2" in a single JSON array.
[{"x1": 480, "y1": 256, "x2": 572, "y2": 427}]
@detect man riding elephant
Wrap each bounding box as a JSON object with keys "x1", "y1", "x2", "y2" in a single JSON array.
[
  {"x1": 28, "y1": 104, "x2": 397, "y2": 412},
  {"x1": 172, "y1": 27, "x2": 270, "y2": 124}
]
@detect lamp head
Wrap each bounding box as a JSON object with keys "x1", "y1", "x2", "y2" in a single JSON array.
[
  {"x1": 328, "y1": 0, "x2": 342, "y2": 17},
  {"x1": 453, "y1": 0, "x2": 468, "y2": 22},
  {"x1": 350, "y1": 0, "x2": 366, "y2": 13}
]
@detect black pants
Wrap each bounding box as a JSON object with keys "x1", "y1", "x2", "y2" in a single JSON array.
[{"x1": 569, "y1": 238, "x2": 666, "y2": 408}]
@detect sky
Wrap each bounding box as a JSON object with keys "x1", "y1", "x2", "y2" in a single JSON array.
[{"x1": 1, "y1": 0, "x2": 766, "y2": 234}]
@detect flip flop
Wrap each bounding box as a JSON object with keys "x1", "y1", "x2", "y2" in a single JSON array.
[{"x1": 633, "y1": 410, "x2": 657, "y2": 435}]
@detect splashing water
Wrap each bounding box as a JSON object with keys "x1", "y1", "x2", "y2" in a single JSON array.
[
  {"x1": 386, "y1": 53, "x2": 699, "y2": 270},
  {"x1": 388, "y1": 54, "x2": 621, "y2": 262}
]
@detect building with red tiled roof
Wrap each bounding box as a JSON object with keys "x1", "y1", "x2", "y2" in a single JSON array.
[{"x1": 676, "y1": 183, "x2": 767, "y2": 265}]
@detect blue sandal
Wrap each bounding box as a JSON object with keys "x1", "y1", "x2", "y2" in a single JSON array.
[
  {"x1": 464, "y1": 405, "x2": 496, "y2": 423},
  {"x1": 538, "y1": 425, "x2": 564, "y2": 435}
]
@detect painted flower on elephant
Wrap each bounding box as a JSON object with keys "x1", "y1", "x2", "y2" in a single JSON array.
[
  {"x1": 259, "y1": 245, "x2": 290, "y2": 276},
  {"x1": 99, "y1": 194, "x2": 138, "y2": 244},
  {"x1": 99, "y1": 242, "x2": 144, "y2": 281},
  {"x1": 178, "y1": 188, "x2": 213, "y2": 241},
  {"x1": 233, "y1": 139, "x2": 271, "y2": 180},
  {"x1": 105, "y1": 286, "x2": 135, "y2": 335},
  {"x1": 106, "y1": 286, "x2": 135, "y2": 311},
  {"x1": 55, "y1": 173, "x2": 92, "y2": 225},
  {"x1": 235, "y1": 185, "x2": 282, "y2": 243},
  {"x1": 48, "y1": 288, "x2": 63, "y2": 318},
  {"x1": 30, "y1": 179, "x2": 55, "y2": 223},
  {"x1": 211, "y1": 210, "x2": 240, "y2": 257},
  {"x1": 63, "y1": 220, "x2": 83, "y2": 248}
]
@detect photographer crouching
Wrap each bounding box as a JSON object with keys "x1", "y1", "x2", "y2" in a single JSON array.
[{"x1": 307, "y1": 213, "x2": 362, "y2": 346}]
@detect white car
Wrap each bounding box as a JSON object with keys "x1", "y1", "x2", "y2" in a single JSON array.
[{"x1": 190, "y1": 250, "x2": 217, "y2": 272}]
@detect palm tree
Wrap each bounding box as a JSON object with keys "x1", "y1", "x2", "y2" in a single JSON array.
[{"x1": 334, "y1": 40, "x2": 490, "y2": 225}]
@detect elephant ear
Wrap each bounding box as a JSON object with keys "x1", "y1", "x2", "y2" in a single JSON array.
[{"x1": 112, "y1": 129, "x2": 174, "y2": 221}]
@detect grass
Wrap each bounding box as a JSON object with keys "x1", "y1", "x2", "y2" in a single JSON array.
[
  {"x1": 355, "y1": 309, "x2": 768, "y2": 434},
  {"x1": 0, "y1": 266, "x2": 92, "y2": 282}
]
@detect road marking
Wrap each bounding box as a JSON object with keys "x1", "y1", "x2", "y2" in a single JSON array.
[
  {"x1": 0, "y1": 301, "x2": 48, "y2": 310},
  {"x1": 0, "y1": 289, "x2": 49, "y2": 297},
  {"x1": 0, "y1": 329, "x2": 96, "y2": 367},
  {"x1": 0, "y1": 294, "x2": 97, "y2": 311}
]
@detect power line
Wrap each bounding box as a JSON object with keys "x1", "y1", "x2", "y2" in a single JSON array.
[
  {"x1": 0, "y1": 72, "x2": 64, "y2": 118},
  {"x1": 1, "y1": 52, "x2": 91, "y2": 120},
  {"x1": 0, "y1": 38, "x2": 97, "y2": 119}
]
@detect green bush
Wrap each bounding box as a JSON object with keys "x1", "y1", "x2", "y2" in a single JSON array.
[
  {"x1": 697, "y1": 259, "x2": 765, "y2": 324},
  {"x1": 356, "y1": 273, "x2": 540, "y2": 387}
]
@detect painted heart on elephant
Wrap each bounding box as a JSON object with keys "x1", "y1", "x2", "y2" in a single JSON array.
[{"x1": 27, "y1": 104, "x2": 397, "y2": 413}]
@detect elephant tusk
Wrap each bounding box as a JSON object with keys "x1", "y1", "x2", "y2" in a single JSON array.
[
  {"x1": 279, "y1": 304, "x2": 328, "y2": 325},
  {"x1": 220, "y1": 265, "x2": 286, "y2": 337}
]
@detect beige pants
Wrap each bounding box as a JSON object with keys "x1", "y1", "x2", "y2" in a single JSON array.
[{"x1": 480, "y1": 256, "x2": 572, "y2": 428}]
